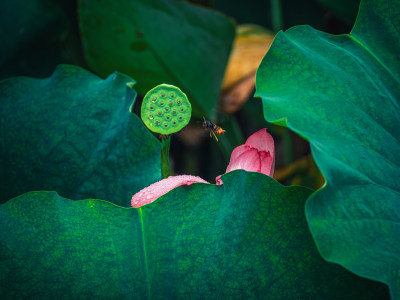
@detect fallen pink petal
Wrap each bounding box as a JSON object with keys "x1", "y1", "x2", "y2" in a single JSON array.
[{"x1": 131, "y1": 175, "x2": 209, "y2": 207}]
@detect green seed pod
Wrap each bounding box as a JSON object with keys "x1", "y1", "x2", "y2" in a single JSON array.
[{"x1": 141, "y1": 84, "x2": 191, "y2": 135}]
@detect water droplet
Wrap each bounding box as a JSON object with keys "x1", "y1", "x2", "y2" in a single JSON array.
[
  {"x1": 149, "y1": 114, "x2": 153, "y2": 119},
  {"x1": 171, "y1": 94, "x2": 174, "y2": 98},
  {"x1": 158, "y1": 111, "x2": 162, "y2": 115},
  {"x1": 165, "y1": 108, "x2": 169, "y2": 111},
  {"x1": 173, "y1": 110, "x2": 176, "y2": 114},
  {"x1": 152, "y1": 98, "x2": 156, "y2": 103}
]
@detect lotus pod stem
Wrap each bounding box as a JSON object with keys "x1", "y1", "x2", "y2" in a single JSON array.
[{"x1": 160, "y1": 136, "x2": 171, "y2": 178}]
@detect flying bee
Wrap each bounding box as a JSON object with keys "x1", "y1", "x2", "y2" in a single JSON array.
[{"x1": 202, "y1": 117, "x2": 226, "y2": 142}]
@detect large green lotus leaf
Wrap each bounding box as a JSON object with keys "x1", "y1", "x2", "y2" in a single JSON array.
[
  {"x1": 255, "y1": 0, "x2": 400, "y2": 297},
  {"x1": 0, "y1": 65, "x2": 161, "y2": 207},
  {"x1": 0, "y1": 170, "x2": 388, "y2": 298},
  {"x1": 78, "y1": 0, "x2": 234, "y2": 118}
]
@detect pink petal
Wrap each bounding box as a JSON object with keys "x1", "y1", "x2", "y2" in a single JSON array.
[
  {"x1": 227, "y1": 144, "x2": 250, "y2": 169},
  {"x1": 131, "y1": 175, "x2": 209, "y2": 207},
  {"x1": 226, "y1": 147, "x2": 261, "y2": 173},
  {"x1": 245, "y1": 128, "x2": 275, "y2": 159},
  {"x1": 259, "y1": 151, "x2": 274, "y2": 177}
]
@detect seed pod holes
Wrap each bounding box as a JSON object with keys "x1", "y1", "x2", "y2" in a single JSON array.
[{"x1": 141, "y1": 84, "x2": 191, "y2": 135}]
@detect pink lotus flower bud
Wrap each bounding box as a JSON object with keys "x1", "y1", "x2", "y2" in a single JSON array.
[
  {"x1": 216, "y1": 128, "x2": 274, "y2": 184},
  {"x1": 131, "y1": 175, "x2": 209, "y2": 207}
]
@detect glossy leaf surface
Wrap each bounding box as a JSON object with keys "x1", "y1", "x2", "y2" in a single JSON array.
[
  {"x1": 0, "y1": 65, "x2": 161, "y2": 207},
  {"x1": 256, "y1": 0, "x2": 399, "y2": 296},
  {"x1": 78, "y1": 0, "x2": 234, "y2": 117},
  {"x1": 0, "y1": 171, "x2": 387, "y2": 298}
]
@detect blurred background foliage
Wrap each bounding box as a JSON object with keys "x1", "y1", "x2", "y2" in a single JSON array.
[{"x1": 0, "y1": 0, "x2": 360, "y2": 189}]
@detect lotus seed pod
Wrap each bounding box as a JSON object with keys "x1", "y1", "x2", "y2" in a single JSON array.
[{"x1": 141, "y1": 84, "x2": 191, "y2": 135}]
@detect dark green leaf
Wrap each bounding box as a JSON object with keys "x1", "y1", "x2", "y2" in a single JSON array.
[
  {"x1": 78, "y1": 0, "x2": 235, "y2": 118},
  {"x1": 0, "y1": 1, "x2": 85, "y2": 80},
  {"x1": 314, "y1": 0, "x2": 360, "y2": 25},
  {"x1": 256, "y1": 0, "x2": 399, "y2": 296},
  {"x1": 0, "y1": 0, "x2": 61, "y2": 67},
  {"x1": 0, "y1": 171, "x2": 388, "y2": 298},
  {"x1": 0, "y1": 65, "x2": 161, "y2": 207},
  {"x1": 212, "y1": 0, "x2": 326, "y2": 31}
]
